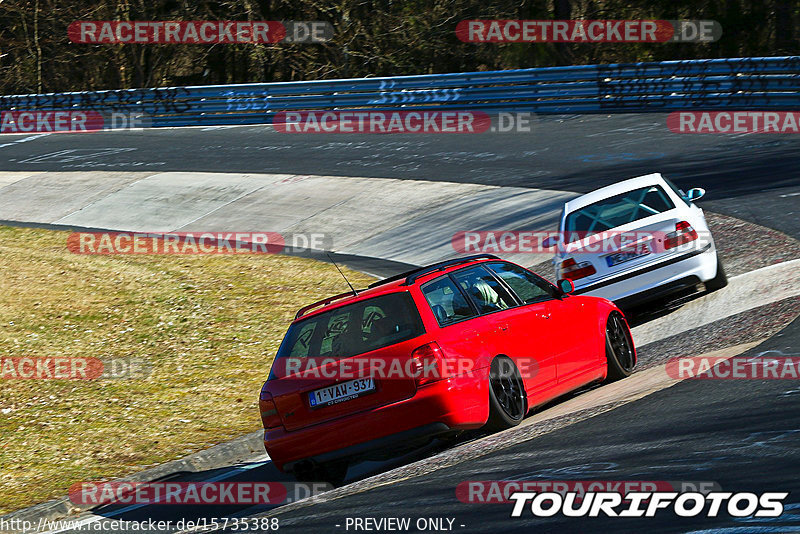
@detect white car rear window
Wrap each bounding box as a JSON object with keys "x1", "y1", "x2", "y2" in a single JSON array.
[{"x1": 565, "y1": 185, "x2": 675, "y2": 240}]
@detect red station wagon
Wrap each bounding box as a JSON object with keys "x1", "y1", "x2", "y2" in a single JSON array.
[{"x1": 259, "y1": 254, "x2": 636, "y2": 483}]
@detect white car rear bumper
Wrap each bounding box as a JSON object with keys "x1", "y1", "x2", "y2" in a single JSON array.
[{"x1": 573, "y1": 243, "x2": 718, "y2": 304}]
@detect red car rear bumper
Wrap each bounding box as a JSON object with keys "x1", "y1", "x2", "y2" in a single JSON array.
[{"x1": 264, "y1": 370, "x2": 489, "y2": 472}]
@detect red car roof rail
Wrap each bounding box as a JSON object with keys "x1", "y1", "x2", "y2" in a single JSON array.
[
  {"x1": 294, "y1": 290, "x2": 366, "y2": 320},
  {"x1": 367, "y1": 254, "x2": 500, "y2": 289},
  {"x1": 403, "y1": 254, "x2": 500, "y2": 285},
  {"x1": 294, "y1": 255, "x2": 501, "y2": 320}
]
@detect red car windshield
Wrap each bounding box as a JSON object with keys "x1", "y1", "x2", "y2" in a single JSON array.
[{"x1": 270, "y1": 292, "x2": 425, "y2": 378}]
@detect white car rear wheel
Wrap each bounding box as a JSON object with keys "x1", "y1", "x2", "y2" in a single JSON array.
[{"x1": 705, "y1": 256, "x2": 728, "y2": 292}]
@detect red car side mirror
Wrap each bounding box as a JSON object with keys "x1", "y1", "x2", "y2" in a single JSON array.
[{"x1": 557, "y1": 278, "x2": 574, "y2": 295}]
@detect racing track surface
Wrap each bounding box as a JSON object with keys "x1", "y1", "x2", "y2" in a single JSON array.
[
  {"x1": 1, "y1": 113, "x2": 799, "y2": 533},
  {"x1": 0, "y1": 114, "x2": 798, "y2": 238}
]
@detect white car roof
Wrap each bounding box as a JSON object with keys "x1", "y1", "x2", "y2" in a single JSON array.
[{"x1": 563, "y1": 173, "x2": 667, "y2": 214}]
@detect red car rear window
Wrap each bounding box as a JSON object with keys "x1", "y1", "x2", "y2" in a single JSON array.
[{"x1": 271, "y1": 292, "x2": 424, "y2": 373}]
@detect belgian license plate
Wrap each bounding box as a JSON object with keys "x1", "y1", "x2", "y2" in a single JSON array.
[
  {"x1": 308, "y1": 378, "x2": 375, "y2": 409},
  {"x1": 605, "y1": 244, "x2": 651, "y2": 267}
]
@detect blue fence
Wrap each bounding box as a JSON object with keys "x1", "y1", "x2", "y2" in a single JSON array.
[{"x1": 2, "y1": 56, "x2": 799, "y2": 127}]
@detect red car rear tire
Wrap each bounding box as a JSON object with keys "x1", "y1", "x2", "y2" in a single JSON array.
[{"x1": 484, "y1": 356, "x2": 527, "y2": 432}]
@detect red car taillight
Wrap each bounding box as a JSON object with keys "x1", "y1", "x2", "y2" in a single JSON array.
[
  {"x1": 411, "y1": 342, "x2": 445, "y2": 386},
  {"x1": 559, "y1": 257, "x2": 597, "y2": 280},
  {"x1": 259, "y1": 395, "x2": 282, "y2": 429},
  {"x1": 664, "y1": 221, "x2": 698, "y2": 249}
]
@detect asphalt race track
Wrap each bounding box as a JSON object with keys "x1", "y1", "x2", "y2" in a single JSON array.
[{"x1": 1, "y1": 113, "x2": 799, "y2": 533}]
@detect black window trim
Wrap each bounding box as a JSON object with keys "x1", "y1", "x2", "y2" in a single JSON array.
[
  {"x1": 421, "y1": 261, "x2": 565, "y2": 327},
  {"x1": 421, "y1": 264, "x2": 520, "y2": 326},
  {"x1": 484, "y1": 261, "x2": 561, "y2": 305},
  {"x1": 662, "y1": 175, "x2": 693, "y2": 208},
  {"x1": 448, "y1": 264, "x2": 522, "y2": 319},
  {"x1": 420, "y1": 273, "x2": 481, "y2": 328}
]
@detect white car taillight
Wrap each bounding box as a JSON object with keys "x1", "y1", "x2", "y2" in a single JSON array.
[
  {"x1": 558, "y1": 258, "x2": 597, "y2": 281},
  {"x1": 664, "y1": 221, "x2": 698, "y2": 249}
]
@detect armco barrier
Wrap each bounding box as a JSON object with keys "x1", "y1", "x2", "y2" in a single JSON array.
[{"x1": 1, "y1": 56, "x2": 799, "y2": 128}]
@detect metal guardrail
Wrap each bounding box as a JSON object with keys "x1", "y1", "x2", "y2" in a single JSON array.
[{"x1": 1, "y1": 56, "x2": 799, "y2": 127}]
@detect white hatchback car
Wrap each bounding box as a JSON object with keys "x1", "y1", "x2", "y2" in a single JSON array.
[{"x1": 549, "y1": 173, "x2": 727, "y2": 309}]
